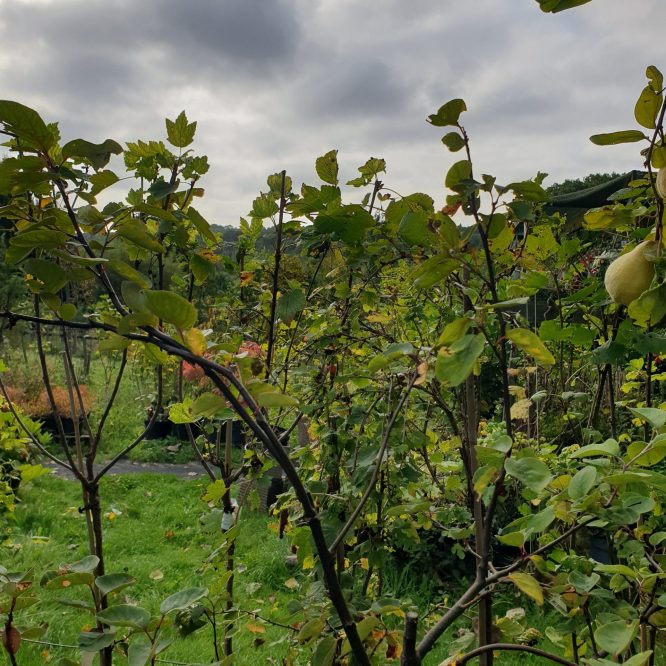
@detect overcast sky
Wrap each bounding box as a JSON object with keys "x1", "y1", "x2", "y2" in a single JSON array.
[{"x1": 0, "y1": 0, "x2": 663, "y2": 225}]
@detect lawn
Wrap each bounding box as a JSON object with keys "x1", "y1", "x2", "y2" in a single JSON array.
[
  {"x1": 3, "y1": 473, "x2": 296, "y2": 665},
  {"x1": 3, "y1": 473, "x2": 574, "y2": 665}
]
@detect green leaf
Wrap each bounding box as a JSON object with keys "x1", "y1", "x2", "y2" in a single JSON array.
[
  {"x1": 23, "y1": 259, "x2": 68, "y2": 294},
  {"x1": 445, "y1": 160, "x2": 472, "y2": 191},
  {"x1": 536, "y1": 0, "x2": 593, "y2": 13},
  {"x1": 257, "y1": 392, "x2": 299, "y2": 408},
  {"x1": 589, "y1": 130, "x2": 647, "y2": 146},
  {"x1": 628, "y1": 284, "x2": 666, "y2": 328},
  {"x1": 436, "y1": 318, "x2": 472, "y2": 347},
  {"x1": 506, "y1": 328, "x2": 555, "y2": 367},
  {"x1": 297, "y1": 618, "x2": 325, "y2": 643},
  {"x1": 160, "y1": 587, "x2": 208, "y2": 614},
  {"x1": 587, "y1": 653, "x2": 652, "y2": 666},
  {"x1": 96, "y1": 604, "x2": 151, "y2": 629},
  {"x1": 427, "y1": 99, "x2": 467, "y2": 127},
  {"x1": 646, "y1": 65, "x2": 664, "y2": 92},
  {"x1": 346, "y1": 157, "x2": 386, "y2": 187},
  {"x1": 569, "y1": 571, "x2": 600, "y2": 594},
  {"x1": 187, "y1": 207, "x2": 218, "y2": 244},
  {"x1": 191, "y1": 393, "x2": 230, "y2": 419},
  {"x1": 98, "y1": 332, "x2": 130, "y2": 352},
  {"x1": 435, "y1": 334, "x2": 485, "y2": 387},
  {"x1": 202, "y1": 480, "x2": 228, "y2": 504},
  {"x1": 106, "y1": 260, "x2": 151, "y2": 289},
  {"x1": 411, "y1": 254, "x2": 457, "y2": 289},
  {"x1": 148, "y1": 179, "x2": 179, "y2": 201},
  {"x1": 168, "y1": 400, "x2": 195, "y2": 424},
  {"x1": 115, "y1": 219, "x2": 164, "y2": 253},
  {"x1": 507, "y1": 572, "x2": 543, "y2": 605},
  {"x1": 89, "y1": 170, "x2": 119, "y2": 196},
  {"x1": 61, "y1": 138, "x2": 123, "y2": 170},
  {"x1": 315, "y1": 150, "x2": 339, "y2": 185},
  {"x1": 44, "y1": 571, "x2": 94, "y2": 588},
  {"x1": 441, "y1": 132, "x2": 465, "y2": 152},
  {"x1": 70, "y1": 555, "x2": 100, "y2": 573},
  {"x1": 267, "y1": 172, "x2": 292, "y2": 194},
  {"x1": 133, "y1": 202, "x2": 177, "y2": 223},
  {"x1": 10, "y1": 228, "x2": 68, "y2": 249},
  {"x1": 594, "y1": 620, "x2": 638, "y2": 655},
  {"x1": 505, "y1": 180, "x2": 548, "y2": 202},
  {"x1": 595, "y1": 563, "x2": 637, "y2": 579},
  {"x1": 128, "y1": 635, "x2": 152, "y2": 666},
  {"x1": 312, "y1": 635, "x2": 337, "y2": 666},
  {"x1": 190, "y1": 253, "x2": 216, "y2": 286},
  {"x1": 505, "y1": 457, "x2": 552, "y2": 493},
  {"x1": 498, "y1": 531, "x2": 525, "y2": 547},
  {"x1": 251, "y1": 193, "x2": 279, "y2": 219},
  {"x1": 398, "y1": 211, "x2": 437, "y2": 247},
  {"x1": 144, "y1": 290, "x2": 197, "y2": 330},
  {"x1": 473, "y1": 465, "x2": 499, "y2": 496},
  {"x1": 651, "y1": 145, "x2": 666, "y2": 169},
  {"x1": 166, "y1": 111, "x2": 197, "y2": 148},
  {"x1": 313, "y1": 205, "x2": 374, "y2": 243},
  {"x1": 631, "y1": 440, "x2": 666, "y2": 467},
  {"x1": 635, "y1": 85, "x2": 662, "y2": 130},
  {"x1": 0, "y1": 100, "x2": 56, "y2": 150},
  {"x1": 95, "y1": 573, "x2": 137, "y2": 597},
  {"x1": 629, "y1": 407, "x2": 666, "y2": 430},
  {"x1": 118, "y1": 313, "x2": 157, "y2": 335},
  {"x1": 276, "y1": 289, "x2": 306, "y2": 324},
  {"x1": 78, "y1": 630, "x2": 116, "y2": 653},
  {"x1": 568, "y1": 465, "x2": 596, "y2": 500}
]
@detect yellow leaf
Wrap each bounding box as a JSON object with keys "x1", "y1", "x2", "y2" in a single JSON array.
[
  {"x1": 183, "y1": 327, "x2": 207, "y2": 355},
  {"x1": 511, "y1": 398, "x2": 532, "y2": 421},
  {"x1": 247, "y1": 622, "x2": 266, "y2": 634},
  {"x1": 508, "y1": 385, "x2": 526, "y2": 399},
  {"x1": 506, "y1": 328, "x2": 555, "y2": 367},
  {"x1": 508, "y1": 572, "x2": 543, "y2": 605},
  {"x1": 302, "y1": 555, "x2": 315, "y2": 570},
  {"x1": 367, "y1": 313, "x2": 391, "y2": 324},
  {"x1": 284, "y1": 577, "x2": 299, "y2": 589},
  {"x1": 551, "y1": 474, "x2": 572, "y2": 491},
  {"x1": 414, "y1": 361, "x2": 429, "y2": 386}
]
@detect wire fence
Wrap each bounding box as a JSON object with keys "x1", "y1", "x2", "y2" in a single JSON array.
[{"x1": 21, "y1": 638, "x2": 196, "y2": 665}]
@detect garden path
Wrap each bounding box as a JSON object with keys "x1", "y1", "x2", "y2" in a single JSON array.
[{"x1": 44, "y1": 459, "x2": 204, "y2": 479}]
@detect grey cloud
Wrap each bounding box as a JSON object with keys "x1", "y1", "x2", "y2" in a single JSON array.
[
  {"x1": 303, "y1": 60, "x2": 408, "y2": 119},
  {"x1": 0, "y1": 0, "x2": 662, "y2": 226}
]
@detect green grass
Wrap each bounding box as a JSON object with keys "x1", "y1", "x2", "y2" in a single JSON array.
[
  {"x1": 3, "y1": 474, "x2": 593, "y2": 666},
  {"x1": 4, "y1": 473, "x2": 296, "y2": 665}
]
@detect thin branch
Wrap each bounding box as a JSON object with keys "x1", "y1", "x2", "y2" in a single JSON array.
[
  {"x1": 456, "y1": 643, "x2": 578, "y2": 666},
  {"x1": 93, "y1": 349, "x2": 128, "y2": 453},
  {"x1": 265, "y1": 170, "x2": 287, "y2": 379},
  {"x1": 329, "y1": 372, "x2": 417, "y2": 554}
]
